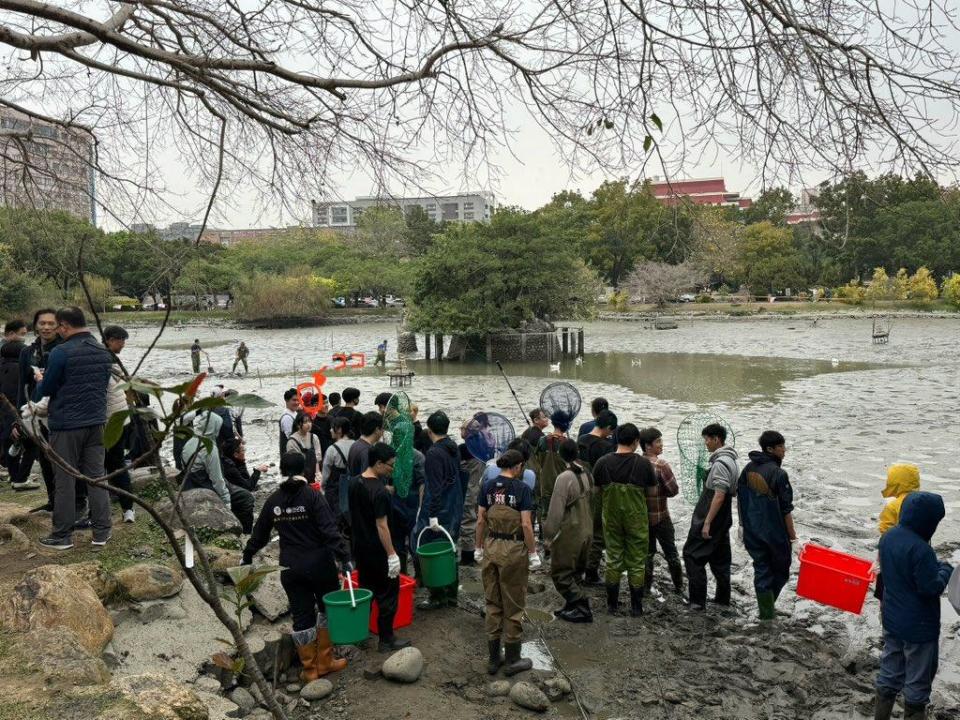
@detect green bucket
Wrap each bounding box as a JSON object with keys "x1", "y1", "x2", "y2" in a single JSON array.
[
  {"x1": 416, "y1": 524, "x2": 457, "y2": 588},
  {"x1": 323, "y1": 588, "x2": 373, "y2": 645}
]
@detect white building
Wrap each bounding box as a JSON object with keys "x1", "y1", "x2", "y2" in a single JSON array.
[{"x1": 312, "y1": 191, "x2": 496, "y2": 229}]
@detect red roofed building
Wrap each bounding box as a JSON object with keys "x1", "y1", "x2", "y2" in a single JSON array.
[{"x1": 648, "y1": 177, "x2": 752, "y2": 209}]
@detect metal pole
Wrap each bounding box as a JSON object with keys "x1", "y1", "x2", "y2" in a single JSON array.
[{"x1": 496, "y1": 361, "x2": 530, "y2": 425}]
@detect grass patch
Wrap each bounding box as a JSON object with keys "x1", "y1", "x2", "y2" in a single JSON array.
[{"x1": 71, "y1": 516, "x2": 175, "y2": 574}]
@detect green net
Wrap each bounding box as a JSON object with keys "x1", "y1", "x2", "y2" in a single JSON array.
[
  {"x1": 386, "y1": 392, "x2": 414, "y2": 499},
  {"x1": 676, "y1": 413, "x2": 736, "y2": 504}
]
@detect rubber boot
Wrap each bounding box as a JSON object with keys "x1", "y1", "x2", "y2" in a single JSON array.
[
  {"x1": 629, "y1": 585, "x2": 644, "y2": 617},
  {"x1": 503, "y1": 642, "x2": 532, "y2": 677},
  {"x1": 757, "y1": 591, "x2": 776, "y2": 621},
  {"x1": 583, "y1": 568, "x2": 602, "y2": 586},
  {"x1": 713, "y1": 576, "x2": 732, "y2": 606},
  {"x1": 606, "y1": 584, "x2": 620, "y2": 614},
  {"x1": 487, "y1": 639, "x2": 503, "y2": 675},
  {"x1": 576, "y1": 598, "x2": 594, "y2": 623},
  {"x1": 460, "y1": 549, "x2": 475, "y2": 567},
  {"x1": 904, "y1": 703, "x2": 927, "y2": 720},
  {"x1": 314, "y1": 628, "x2": 347, "y2": 676},
  {"x1": 668, "y1": 560, "x2": 684, "y2": 594},
  {"x1": 295, "y1": 641, "x2": 320, "y2": 682},
  {"x1": 873, "y1": 691, "x2": 896, "y2": 720},
  {"x1": 643, "y1": 559, "x2": 655, "y2": 597}
]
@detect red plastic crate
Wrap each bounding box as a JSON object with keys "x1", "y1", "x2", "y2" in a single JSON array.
[
  {"x1": 348, "y1": 571, "x2": 416, "y2": 634},
  {"x1": 796, "y1": 543, "x2": 875, "y2": 615}
]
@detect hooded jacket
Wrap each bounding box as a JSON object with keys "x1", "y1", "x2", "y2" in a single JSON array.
[
  {"x1": 424, "y1": 436, "x2": 461, "y2": 518},
  {"x1": 737, "y1": 450, "x2": 793, "y2": 557},
  {"x1": 705, "y1": 446, "x2": 740, "y2": 495},
  {"x1": 878, "y1": 492, "x2": 953, "y2": 643},
  {"x1": 879, "y1": 463, "x2": 920, "y2": 535},
  {"x1": 180, "y1": 412, "x2": 231, "y2": 507}
]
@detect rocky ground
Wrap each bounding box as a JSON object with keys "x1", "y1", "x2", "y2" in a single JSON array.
[{"x1": 0, "y1": 475, "x2": 958, "y2": 720}]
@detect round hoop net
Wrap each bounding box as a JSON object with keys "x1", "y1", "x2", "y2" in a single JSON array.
[
  {"x1": 385, "y1": 392, "x2": 414, "y2": 498},
  {"x1": 464, "y1": 411, "x2": 516, "y2": 463},
  {"x1": 676, "y1": 413, "x2": 736, "y2": 503},
  {"x1": 539, "y1": 382, "x2": 582, "y2": 422}
]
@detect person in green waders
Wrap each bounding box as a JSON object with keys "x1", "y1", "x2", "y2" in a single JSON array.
[
  {"x1": 475, "y1": 449, "x2": 539, "y2": 676},
  {"x1": 591, "y1": 423, "x2": 657, "y2": 616},
  {"x1": 543, "y1": 439, "x2": 594, "y2": 623}
]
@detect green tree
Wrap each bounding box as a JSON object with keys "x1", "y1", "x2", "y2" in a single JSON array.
[
  {"x1": 72, "y1": 274, "x2": 114, "y2": 313},
  {"x1": 233, "y1": 273, "x2": 334, "y2": 323},
  {"x1": 864, "y1": 267, "x2": 891, "y2": 302},
  {"x1": 409, "y1": 208, "x2": 599, "y2": 334},
  {"x1": 892, "y1": 268, "x2": 910, "y2": 300},
  {"x1": 583, "y1": 180, "x2": 660, "y2": 287},
  {"x1": 942, "y1": 273, "x2": 960, "y2": 308},
  {"x1": 403, "y1": 206, "x2": 443, "y2": 257},
  {"x1": 741, "y1": 188, "x2": 795, "y2": 226},
  {"x1": 736, "y1": 222, "x2": 807, "y2": 294},
  {"x1": 355, "y1": 206, "x2": 407, "y2": 257}
]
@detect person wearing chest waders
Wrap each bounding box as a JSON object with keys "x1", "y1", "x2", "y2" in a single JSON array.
[
  {"x1": 544, "y1": 439, "x2": 594, "y2": 623},
  {"x1": 243, "y1": 452, "x2": 352, "y2": 680},
  {"x1": 534, "y1": 410, "x2": 573, "y2": 544},
  {"x1": 286, "y1": 411, "x2": 322, "y2": 485},
  {"x1": 475, "y1": 449, "x2": 539, "y2": 676}
]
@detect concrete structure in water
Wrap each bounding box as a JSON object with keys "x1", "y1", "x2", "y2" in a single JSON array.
[
  {"x1": 312, "y1": 191, "x2": 497, "y2": 229},
  {"x1": 0, "y1": 107, "x2": 97, "y2": 224}
]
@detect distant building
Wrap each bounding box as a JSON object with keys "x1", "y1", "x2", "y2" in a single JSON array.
[
  {"x1": 0, "y1": 107, "x2": 97, "y2": 224},
  {"x1": 786, "y1": 188, "x2": 821, "y2": 225},
  {"x1": 131, "y1": 222, "x2": 306, "y2": 246},
  {"x1": 648, "y1": 177, "x2": 752, "y2": 209},
  {"x1": 131, "y1": 221, "x2": 208, "y2": 243},
  {"x1": 312, "y1": 191, "x2": 496, "y2": 229}
]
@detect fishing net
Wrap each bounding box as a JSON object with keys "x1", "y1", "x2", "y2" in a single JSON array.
[
  {"x1": 676, "y1": 412, "x2": 736, "y2": 503},
  {"x1": 539, "y1": 382, "x2": 582, "y2": 424},
  {"x1": 385, "y1": 392, "x2": 414, "y2": 498},
  {"x1": 463, "y1": 411, "x2": 516, "y2": 463}
]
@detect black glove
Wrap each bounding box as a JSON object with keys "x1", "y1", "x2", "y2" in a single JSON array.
[{"x1": 342, "y1": 560, "x2": 355, "y2": 575}]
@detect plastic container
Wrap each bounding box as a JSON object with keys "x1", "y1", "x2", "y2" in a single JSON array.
[
  {"x1": 796, "y1": 543, "x2": 875, "y2": 615},
  {"x1": 350, "y1": 571, "x2": 416, "y2": 633},
  {"x1": 415, "y1": 525, "x2": 457, "y2": 588},
  {"x1": 322, "y1": 586, "x2": 373, "y2": 645}
]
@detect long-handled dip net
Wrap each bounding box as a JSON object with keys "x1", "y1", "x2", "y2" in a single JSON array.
[
  {"x1": 539, "y1": 382, "x2": 582, "y2": 425},
  {"x1": 464, "y1": 411, "x2": 517, "y2": 463},
  {"x1": 385, "y1": 392, "x2": 414, "y2": 498},
  {"x1": 676, "y1": 413, "x2": 736, "y2": 503}
]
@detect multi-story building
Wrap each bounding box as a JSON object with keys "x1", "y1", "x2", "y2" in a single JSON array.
[
  {"x1": 648, "y1": 176, "x2": 752, "y2": 209},
  {"x1": 312, "y1": 191, "x2": 496, "y2": 229},
  {"x1": 786, "y1": 188, "x2": 821, "y2": 225},
  {"x1": 130, "y1": 221, "x2": 306, "y2": 247},
  {"x1": 131, "y1": 221, "x2": 208, "y2": 243},
  {"x1": 0, "y1": 107, "x2": 96, "y2": 224}
]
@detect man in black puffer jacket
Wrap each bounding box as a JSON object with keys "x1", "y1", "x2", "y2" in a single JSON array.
[
  {"x1": 33, "y1": 307, "x2": 113, "y2": 551},
  {"x1": 0, "y1": 329, "x2": 26, "y2": 481}
]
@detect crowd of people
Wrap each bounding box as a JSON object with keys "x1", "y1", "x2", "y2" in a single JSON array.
[{"x1": 0, "y1": 310, "x2": 953, "y2": 719}]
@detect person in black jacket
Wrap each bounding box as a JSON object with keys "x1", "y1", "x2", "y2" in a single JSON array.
[
  {"x1": 243, "y1": 452, "x2": 351, "y2": 680},
  {"x1": 221, "y1": 438, "x2": 268, "y2": 492},
  {"x1": 0, "y1": 327, "x2": 26, "y2": 482}
]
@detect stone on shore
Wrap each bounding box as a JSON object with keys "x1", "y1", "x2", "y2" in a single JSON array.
[
  {"x1": 0, "y1": 523, "x2": 30, "y2": 551},
  {"x1": 381, "y1": 647, "x2": 424, "y2": 683},
  {"x1": 28, "y1": 627, "x2": 111, "y2": 685},
  {"x1": 300, "y1": 678, "x2": 334, "y2": 701},
  {"x1": 510, "y1": 681, "x2": 550, "y2": 712},
  {"x1": 155, "y1": 489, "x2": 241, "y2": 535},
  {"x1": 116, "y1": 563, "x2": 184, "y2": 601},
  {"x1": 488, "y1": 680, "x2": 512, "y2": 696},
  {"x1": 229, "y1": 686, "x2": 258, "y2": 714},
  {"x1": 114, "y1": 673, "x2": 209, "y2": 720},
  {"x1": 66, "y1": 561, "x2": 119, "y2": 601},
  {"x1": 0, "y1": 564, "x2": 113, "y2": 654}
]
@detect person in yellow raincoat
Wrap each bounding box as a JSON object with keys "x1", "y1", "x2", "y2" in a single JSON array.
[{"x1": 875, "y1": 463, "x2": 921, "y2": 601}]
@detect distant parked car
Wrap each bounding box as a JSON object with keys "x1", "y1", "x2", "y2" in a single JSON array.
[
  {"x1": 360, "y1": 297, "x2": 379, "y2": 307},
  {"x1": 332, "y1": 296, "x2": 346, "y2": 308},
  {"x1": 678, "y1": 293, "x2": 696, "y2": 303},
  {"x1": 384, "y1": 295, "x2": 405, "y2": 307}
]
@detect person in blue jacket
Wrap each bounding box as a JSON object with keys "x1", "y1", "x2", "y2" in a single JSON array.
[
  {"x1": 874, "y1": 492, "x2": 953, "y2": 720},
  {"x1": 737, "y1": 431, "x2": 797, "y2": 621},
  {"x1": 412, "y1": 410, "x2": 463, "y2": 610}
]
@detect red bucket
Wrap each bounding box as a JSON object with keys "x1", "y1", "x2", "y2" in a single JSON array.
[
  {"x1": 349, "y1": 571, "x2": 416, "y2": 634},
  {"x1": 796, "y1": 543, "x2": 875, "y2": 615}
]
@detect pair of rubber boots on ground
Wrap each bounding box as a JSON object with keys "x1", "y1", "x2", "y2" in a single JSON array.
[
  {"x1": 296, "y1": 628, "x2": 347, "y2": 681},
  {"x1": 874, "y1": 692, "x2": 927, "y2": 720},
  {"x1": 487, "y1": 639, "x2": 534, "y2": 677}
]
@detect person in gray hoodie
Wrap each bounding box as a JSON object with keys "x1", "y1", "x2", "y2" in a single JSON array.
[
  {"x1": 682, "y1": 423, "x2": 740, "y2": 611},
  {"x1": 180, "y1": 411, "x2": 255, "y2": 533}
]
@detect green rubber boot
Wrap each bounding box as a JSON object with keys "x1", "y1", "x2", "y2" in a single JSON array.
[{"x1": 757, "y1": 591, "x2": 776, "y2": 621}]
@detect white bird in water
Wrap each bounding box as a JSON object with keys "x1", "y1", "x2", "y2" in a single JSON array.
[
  {"x1": 831, "y1": 358, "x2": 840, "y2": 366},
  {"x1": 631, "y1": 358, "x2": 642, "y2": 367},
  {"x1": 549, "y1": 362, "x2": 561, "y2": 373}
]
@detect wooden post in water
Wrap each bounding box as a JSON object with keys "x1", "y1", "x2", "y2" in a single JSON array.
[
  {"x1": 435, "y1": 334, "x2": 444, "y2": 361},
  {"x1": 486, "y1": 335, "x2": 493, "y2": 363},
  {"x1": 569, "y1": 331, "x2": 577, "y2": 358},
  {"x1": 562, "y1": 327, "x2": 569, "y2": 356},
  {"x1": 520, "y1": 333, "x2": 527, "y2": 362},
  {"x1": 578, "y1": 328, "x2": 585, "y2": 357},
  {"x1": 424, "y1": 335, "x2": 431, "y2": 361}
]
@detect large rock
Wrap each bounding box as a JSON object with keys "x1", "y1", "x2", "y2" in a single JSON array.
[
  {"x1": 228, "y1": 686, "x2": 257, "y2": 714},
  {"x1": 116, "y1": 563, "x2": 184, "y2": 601},
  {"x1": 300, "y1": 678, "x2": 334, "y2": 701},
  {"x1": 113, "y1": 673, "x2": 208, "y2": 720},
  {"x1": 155, "y1": 489, "x2": 241, "y2": 535},
  {"x1": 0, "y1": 523, "x2": 31, "y2": 551},
  {"x1": 381, "y1": 647, "x2": 424, "y2": 683},
  {"x1": 510, "y1": 681, "x2": 550, "y2": 712},
  {"x1": 249, "y1": 570, "x2": 288, "y2": 621},
  {"x1": 0, "y1": 564, "x2": 113, "y2": 654},
  {"x1": 28, "y1": 627, "x2": 111, "y2": 685},
  {"x1": 129, "y1": 465, "x2": 163, "y2": 493},
  {"x1": 0, "y1": 502, "x2": 31, "y2": 526},
  {"x1": 67, "y1": 561, "x2": 120, "y2": 601},
  {"x1": 201, "y1": 545, "x2": 241, "y2": 580}
]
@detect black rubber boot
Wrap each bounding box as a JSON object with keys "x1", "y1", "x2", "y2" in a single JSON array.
[
  {"x1": 904, "y1": 703, "x2": 927, "y2": 720},
  {"x1": 503, "y1": 642, "x2": 532, "y2": 677},
  {"x1": 629, "y1": 585, "x2": 644, "y2": 617},
  {"x1": 487, "y1": 639, "x2": 502, "y2": 675},
  {"x1": 460, "y1": 549, "x2": 475, "y2": 566},
  {"x1": 576, "y1": 598, "x2": 594, "y2": 623},
  {"x1": 713, "y1": 576, "x2": 732, "y2": 606},
  {"x1": 606, "y1": 583, "x2": 620, "y2": 614},
  {"x1": 874, "y1": 691, "x2": 896, "y2": 720},
  {"x1": 668, "y1": 561, "x2": 684, "y2": 594},
  {"x1": 643, "y1": 559, "x2": 655, "y2": 596},
  {"x1": 583, "y1": 568, "x2": 602, "y2": 586}
]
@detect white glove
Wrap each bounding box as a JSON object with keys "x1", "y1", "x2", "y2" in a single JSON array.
[
  {"x1": 528, "y1": 552, "x2": 542, "y2": 571},
  {"x1": 473, "y1": 548, "x2": 484, "y2": 564},
  {"x1": 429, "y1": 517, "x2": 441, "y2": 531},
  {"x1": 387, "y1": 553, "x2": 401, "y2": 579}
]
